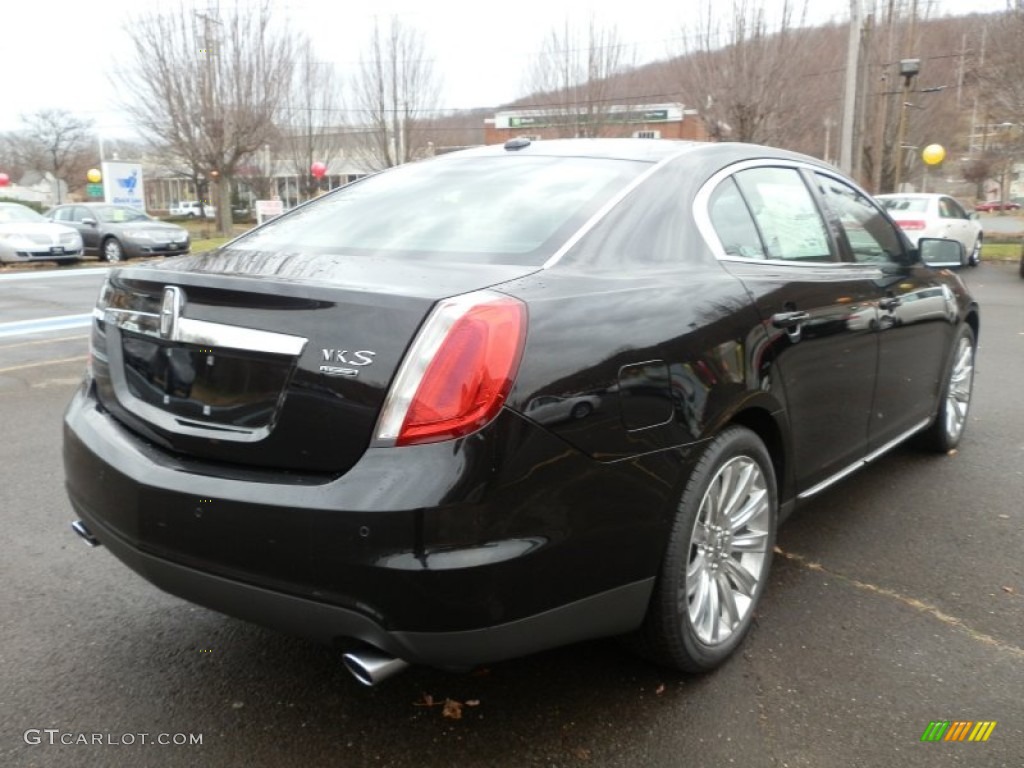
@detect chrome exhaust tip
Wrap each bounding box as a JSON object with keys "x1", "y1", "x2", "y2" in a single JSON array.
[
  {"x1": 71, "y1": 520, "x2": 101, "y2": 547},
  {"x1": 342, "y1": 649, "x2": 410, "y2": 686}
]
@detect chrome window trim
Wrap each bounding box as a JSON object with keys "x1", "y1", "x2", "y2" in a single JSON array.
[
  {"x1": 694, "y1": 158, "x2": 866, "y2": 269},
  {"x1": 541, "y1": 146, "x2": 699, "y2": 269},
  {"x1": 99, "y1": 307, "x2": 307, "y2": 356}
]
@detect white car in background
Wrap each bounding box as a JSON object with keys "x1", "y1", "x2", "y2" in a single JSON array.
[
  {"x1": 169, "y1": 200, "x2": 216, "y2": 219},
  {"x1": 876, "y1": 193, "x2": 983, "y2": 266},
  {"x1": 0, "y1": 202, "x2": 83, "y2": 265}
]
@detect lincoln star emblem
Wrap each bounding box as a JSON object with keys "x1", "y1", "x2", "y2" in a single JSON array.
[{"x1": 160, "y1": 286, "x2": 184, "y2": 339}]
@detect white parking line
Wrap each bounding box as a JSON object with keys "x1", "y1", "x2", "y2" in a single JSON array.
[
  {"x1": 0, "y1": 267, "x2": 109, "y2": 283},
  {"x1": 0, "y1": 314, "x2": 93, "y2": 339},
  {"x1": 0, "y1": 356, "x2": 88, "y2": 375},
  {"x1": 0, "y1": 334, "x2": 90, "y2": 350}
]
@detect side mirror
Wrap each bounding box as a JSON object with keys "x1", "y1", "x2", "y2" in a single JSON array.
[
  {"x1": 82, "y1": 217, "x2": 97, "y2": 226},
  {"x1": 920, "y1": 237, "x2": 965, "y2": 269}
]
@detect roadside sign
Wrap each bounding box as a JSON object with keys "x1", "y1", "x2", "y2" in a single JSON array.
[
  {"x1": 255, "y1": 199, "x2": 284, "y2": 225},
  {"x1": 86, "y1": 183, "x2": 104, "y2": 197}
]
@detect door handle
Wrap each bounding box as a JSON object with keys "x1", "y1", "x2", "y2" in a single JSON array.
[
  {"x1": 879, "y1": 297, "x2": 902, "y2": 310},
  {"x1": 771, "y1": 311, "x2": 810, "y2": 329}
]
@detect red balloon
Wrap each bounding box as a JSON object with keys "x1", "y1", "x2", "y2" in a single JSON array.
[
  {"x1": 310, "y1": 162, "x2": 327, "y2": 179},
  {"x1": 0, "y1": 172, "x2": 10, "y2": 187}
]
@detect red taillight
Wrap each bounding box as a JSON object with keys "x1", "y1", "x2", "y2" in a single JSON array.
[
  {"x1": 375, "y1": 292, "x2": 526, "y2": 447},
  {"x1": 895, "y1": 219, "x2": 926, "y2": 230}
]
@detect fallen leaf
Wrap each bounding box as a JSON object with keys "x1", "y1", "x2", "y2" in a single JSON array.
[
  {"x1": 573, "y1": 747, "x2": 591, "y2": 761},
  {"x1": 1002, "y1": 586, "x2": 1015, "y2": 594},
  {"x1": 442, "y1": 699, "x2": 463, "y2": 719},
  {"x1": 655, "y1": 684, "x2": 666, "y2": 695},
  {"x1": 947, "y1": 449, "x2": 958, "y2": 456},
  {"x1": 465, "y1": 699, "x2": 480, "y2": 707},
  {"x1": 414, "y1": 693, "x2": 435, "y2": 707}
]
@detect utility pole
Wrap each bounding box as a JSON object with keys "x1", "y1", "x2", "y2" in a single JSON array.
[
  {"x1": 839, "y1": 0, "x2": 862, "y2": 174},
  {"x1": 871, "y1": 0, "x2": 897, "y2": 193}
]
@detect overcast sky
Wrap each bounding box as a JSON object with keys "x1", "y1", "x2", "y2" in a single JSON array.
[{"x1": 0, "y1": 0, "x2": 1010, "y2": 137}]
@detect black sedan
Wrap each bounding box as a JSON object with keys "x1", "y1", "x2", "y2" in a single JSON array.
[
  {"x1": 63, "y1": 139, "x2": 978, "y2": 685},
  {"x1": 47, "y1": 203, "x2": 190, "y2": 262}
]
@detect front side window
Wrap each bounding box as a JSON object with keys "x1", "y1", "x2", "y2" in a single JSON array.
[
  {"x1": 814, "y1": 173, "x2": 905, "y2": 265},
  {"x1": 733, "y1": 167, "x2": 833, "y2": 262}
]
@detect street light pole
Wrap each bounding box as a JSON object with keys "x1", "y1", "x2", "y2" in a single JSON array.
[{"x1": 893, "y1": 58, "x2": 920, "y2": 192}]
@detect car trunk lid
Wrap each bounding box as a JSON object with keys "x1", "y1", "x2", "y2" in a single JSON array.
[{"x1": 90, "y1": 250, "x2": 535, "y2": 474}]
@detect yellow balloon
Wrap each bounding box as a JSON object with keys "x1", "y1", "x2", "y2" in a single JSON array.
[
  {"x1": 922, "y1": 144, "x2": 945, "y2": 166},
  {"x1": 87, "y1": 168, "x2": 102, "y2": 183}
]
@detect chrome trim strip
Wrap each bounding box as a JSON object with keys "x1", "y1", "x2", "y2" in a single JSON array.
[
  {"x1": 693, "y1": 157, "x2": 839, "y2": 265},
  {"x1": 541, "y1": 148, "x2": 697, "y2": 269},
  {"x1": 797, "y1": 418, "x2": 931, "y2": 500},
  {"x1": 102, "y1": 308, "x2": 307, "y2": 356}
]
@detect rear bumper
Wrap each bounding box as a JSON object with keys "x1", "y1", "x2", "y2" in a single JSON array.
[
  {"x1": 67, "y1": 507, "x2": 650, "y2": 669},
  {"x1": 63, "y1": 382, "x2": 675, "y2": 667}
]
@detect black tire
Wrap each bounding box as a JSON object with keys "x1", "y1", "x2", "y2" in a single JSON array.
[
  {"x1": 570, "y1": 402, "x2": 593, "y2": 420},
  {"x1": 633, "y1": 426, "x2": 777, "y2": 672},
  {"x1": 102, "y1": 238, "x2": 124, "y2": 263},
  {"x1": 968, "y1": 236, "x2": 981, "y2": 267},
  {"x1": 919, "y1": 324, "x2": 976, "y2": 452}
]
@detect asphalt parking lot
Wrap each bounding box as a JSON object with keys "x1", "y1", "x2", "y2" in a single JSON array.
[{"x1": 0, "y1": 262, "x2": 1021, "y2": 768}]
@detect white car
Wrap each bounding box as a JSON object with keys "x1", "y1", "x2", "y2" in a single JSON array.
[
  {"x1": 169, "y1": 200, "x2": 216, "y2": 219},
  {"x1": 876, "y1": 193, "x2": 982, "y2": 266},
  {"x1": 0, "y1": 202, "x2": 83, "y2": 265}
]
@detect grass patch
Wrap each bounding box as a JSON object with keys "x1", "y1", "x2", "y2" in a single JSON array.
[{"x1": 981, "y1": 242, "x2": 1022, "y2": 262}]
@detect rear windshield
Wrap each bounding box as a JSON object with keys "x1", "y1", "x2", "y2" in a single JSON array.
[
  {"x1": 227, "y1": 155, "x2": 649, "y2": 266},
  {"x1": 879, "y1": 197, "x2": 928, "y2": 213}
]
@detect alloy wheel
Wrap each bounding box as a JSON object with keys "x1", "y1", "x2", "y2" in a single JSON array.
[
  {"x1": 685, "y1": 456, "x2": 771, "y2": 646},
  {"x1": 944, "y1": 336, "x2": 974, "y2": 442}
]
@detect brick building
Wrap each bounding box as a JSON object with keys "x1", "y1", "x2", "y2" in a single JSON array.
[{"x1": 484, "y1": 103, "x2": 709, "y2": 144}]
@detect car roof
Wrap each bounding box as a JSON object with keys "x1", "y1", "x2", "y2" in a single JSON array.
[{"x1": 443, "y1": 138, "x2": 834, "y2": 168}]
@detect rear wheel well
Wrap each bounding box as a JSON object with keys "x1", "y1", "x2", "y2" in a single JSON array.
[
  {"x1": 964, "y1": 311, "x2": 979, "y2": 343},
  {"x1": 728, "y1": 408, "x2": 785, "y2": 500}
]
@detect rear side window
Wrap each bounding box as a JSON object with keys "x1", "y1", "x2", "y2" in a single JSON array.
[
  {"x1": 708, "y1": 178, "x2": 766, "y2": 259},
  {"x1": 229, "y1": 156, "x2": 649, "y2": 266},
  {"x1": 733, "y1": 167, "x2": 833, "y2": 262}
]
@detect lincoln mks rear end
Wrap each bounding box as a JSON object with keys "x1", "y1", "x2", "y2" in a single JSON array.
[{"x1": 64, "y1": 139, "x2": 979, "y2": 684}]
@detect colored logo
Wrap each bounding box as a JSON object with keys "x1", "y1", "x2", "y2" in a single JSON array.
[
  {"x1": 920, "y1": 721, "x2": 996, "y2": 742},
  {"x1": 116, "y1": 170, "x2": 138, "y2": 193}
]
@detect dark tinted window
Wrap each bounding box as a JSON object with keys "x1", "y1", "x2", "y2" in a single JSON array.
[
  {"x1": 734, "y1": 167, "x2": 833, "y2": 262},
  {"x1": 229, "y1": 155, "x2": 650, "y2": 266},
  {"x1": 708, "y1": 178, "x2": 765, "y2": 259},
  {"x1": 814, "y1": 173, "x2": 905, "y2": 265}
]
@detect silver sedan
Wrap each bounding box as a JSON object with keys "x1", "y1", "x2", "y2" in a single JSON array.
[{"x1": 0, "y1": 202, "x2": 83, "y2": 265}]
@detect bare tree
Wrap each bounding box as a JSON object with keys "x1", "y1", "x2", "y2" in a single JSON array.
[
  {"x1": 279, "y1": 43, "x2": 346, "y2": 202},
  {"x1": 522, "y1": 16, "x2": 635, "y2": 138},
  {"x1": 14, "y1": 109, "x2": 95, "y2": 202},
  {"x1": 350, "y1": 16, "x2": 441, "y2": 170},
  {"x1": 673, "y1": 0, "x2": 811, "y2": 144},
  {"x1": 120, "y1": 1, "x2": 296, "y2": 234}
]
